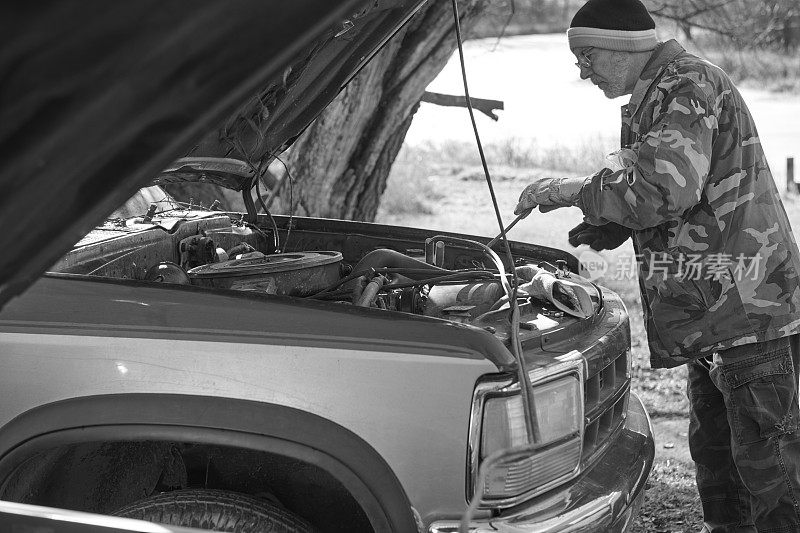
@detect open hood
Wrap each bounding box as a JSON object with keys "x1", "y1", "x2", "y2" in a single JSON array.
[{"x1": 0, "y1": 0, "x2": 426, "y2": 308}]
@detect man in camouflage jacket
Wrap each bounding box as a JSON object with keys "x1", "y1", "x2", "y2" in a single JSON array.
[{"x1": 515, "y1": 0, "x2": 800, "y2": 530}]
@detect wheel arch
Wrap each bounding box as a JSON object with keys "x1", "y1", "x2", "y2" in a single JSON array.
[{"x1": 0, "y1": 394, "x2": 418, "y2": 532}]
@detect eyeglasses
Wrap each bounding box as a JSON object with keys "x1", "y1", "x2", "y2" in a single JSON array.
[{"x1": 574, "y1": 47, "x2": 594, "y2": 70}]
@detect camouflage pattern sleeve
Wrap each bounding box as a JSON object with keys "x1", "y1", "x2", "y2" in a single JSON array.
[{"x1": 579, "y1": 77, "x2": 714, "y2": 230}]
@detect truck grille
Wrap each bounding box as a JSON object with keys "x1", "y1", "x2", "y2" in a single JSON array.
[{"x1": 582, "y1": 349, "x2": 630, "y2": 463}]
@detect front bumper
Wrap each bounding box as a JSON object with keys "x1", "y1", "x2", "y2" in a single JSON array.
[{"x1": 429, "y1": 392, "x2": 654, "y2": 533}]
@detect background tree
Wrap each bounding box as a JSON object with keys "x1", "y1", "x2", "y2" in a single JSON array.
[
  {"x1": 645, "y1": 0, "x2": 800, "y2": 49},
  {"x1": 166, "y1": 0, "x2": 491, "y2": 221},
  {"x1": 278, "y1": 0, "x2": 489, "y2": 221},
  {"x1": 471, "y1": 0, "x2": 583, "y2": 38},
  {"x1": 163, "y1": 0, "x2": 796, "y2": 220}
]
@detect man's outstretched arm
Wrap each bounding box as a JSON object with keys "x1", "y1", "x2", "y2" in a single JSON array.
[{"x1": 578, "y1": 77, "x2": 715, "y2": 230}]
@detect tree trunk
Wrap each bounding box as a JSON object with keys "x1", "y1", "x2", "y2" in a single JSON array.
[
  {"x1": 281, "y1": 0, "x2": 488, "y2": 221},
  {"x1": 162, "y1": 1, "x2": 488, "y2": 219}
]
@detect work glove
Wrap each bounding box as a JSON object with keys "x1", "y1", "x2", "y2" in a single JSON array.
[
  {"x1": 514, "y1": 176, "x2": 590, "y2": 215},
  {"x1": 567, "y1": 221, "x2": 631, "y2": 251}
]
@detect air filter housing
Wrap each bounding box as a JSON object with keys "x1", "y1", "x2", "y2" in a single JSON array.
[{"x1": 188, "y1": 251, "x2": 342, "y2": 296}]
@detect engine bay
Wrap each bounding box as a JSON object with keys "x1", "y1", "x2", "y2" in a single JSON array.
[{"x1": 52, "y1": 207, "x2": 600, "y2": 337}]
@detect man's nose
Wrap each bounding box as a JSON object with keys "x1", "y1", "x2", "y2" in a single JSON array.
[{"x1": 579, "y1": 67, "x2": 592, "y2": 80}]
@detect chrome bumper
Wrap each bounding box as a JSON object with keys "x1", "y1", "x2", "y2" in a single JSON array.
[{"x1": 429, "y1": 392, "x2": 654, "y2": 533}]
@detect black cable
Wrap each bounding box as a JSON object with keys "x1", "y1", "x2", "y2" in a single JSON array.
[
  {"x1": 273, "y1": 154, "x2": 295, "y2": 252},
  {"x1": 223, "y1": 134, "x2": 280, "y2": 252},
  {"x1": 244, "y1": 221, "x2": 272, "y2": 253},
  {"x1": 450, "y1": 0, "x2": 518, "y2": 276},
  {"x1": 255, "y1": 177, "x2": 281, "y2": 252},
  {"x1": 450, "y1": 0, "x2": 538, "y2": 527}
]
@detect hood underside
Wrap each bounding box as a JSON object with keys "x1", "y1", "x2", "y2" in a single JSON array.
[{"x1": 0, "y1": 0, "x2": 426, "y2": 309}]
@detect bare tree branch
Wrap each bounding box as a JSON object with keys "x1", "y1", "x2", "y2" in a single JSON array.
[{"x1": 421, "y1": 91, "x2": 504, "y2": 121}]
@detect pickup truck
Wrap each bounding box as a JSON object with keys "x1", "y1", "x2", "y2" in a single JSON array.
[{"x1": 0, "y1": 1, "x2": 654, "y2": 531}]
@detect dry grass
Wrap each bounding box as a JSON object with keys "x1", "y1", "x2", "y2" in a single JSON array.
[
  {"x1": 377, "y1": 138, "x2": 610, "y2": 222},
  {"x1": 400, "y1": 137, "x2": 610, "y2": 175},
  {"x1": 380, "y1": 170, "x2": 445, "y2": 216}
]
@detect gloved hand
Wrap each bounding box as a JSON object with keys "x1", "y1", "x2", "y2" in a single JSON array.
[
  {"x1": 514, "y1": 176, "x2": 589, "y2": 215},
  {"x1": 567, "y1": 221, "x2": 631, "y2": 251}
]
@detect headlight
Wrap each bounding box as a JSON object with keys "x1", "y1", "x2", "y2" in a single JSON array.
[
  {"x1": 470, "y1": 359, "x2": 584, "y2": 507},
  {"x1": 481, "y1": 376, "x2": 581, "y2": 458}
]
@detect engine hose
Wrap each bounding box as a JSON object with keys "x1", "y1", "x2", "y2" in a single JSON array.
[
  {"x1": 351, "y1": 249, "x2": 448, "y2": 278},
  {"x1": 352, "y1": 274, "x2": 368, "y2": 302},
  {"x1": 426, "y1": 235, "x2": 512, "y2": 298},
  {"x1": 380, "y1": 271, "x2": 496, "y2": 290},
  {"x1": 309, "y1": 266, "x2": 485, "y2": 298},
  {"x1": 355, "y1": 275, "x2": 386, "y2": 307}
]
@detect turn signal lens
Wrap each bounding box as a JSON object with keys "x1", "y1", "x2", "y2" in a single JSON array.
[{"x1": 479, "y1": 375, "x2": 582, "y2": 500}]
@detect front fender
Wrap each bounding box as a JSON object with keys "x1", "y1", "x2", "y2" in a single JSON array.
[{"x1": 0, "y1": 394, "x2": 418, "y2": 533}]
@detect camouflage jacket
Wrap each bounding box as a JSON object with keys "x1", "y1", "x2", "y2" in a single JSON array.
[{"x1": 578, "y1": 40, "x2": 800, "y2": 368}]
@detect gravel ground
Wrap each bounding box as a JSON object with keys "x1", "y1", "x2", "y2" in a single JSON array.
[
  {"x1": 633, "y1": 457, "x2": 704, "y2": 532},
  {"x1": 631, "y1": 418, "x2": 703, "y2": 532}
]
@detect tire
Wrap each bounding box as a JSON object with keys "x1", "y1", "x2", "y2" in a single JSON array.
[{"x1": 113, "y1": 489, "x2": 315, "y2": 533}]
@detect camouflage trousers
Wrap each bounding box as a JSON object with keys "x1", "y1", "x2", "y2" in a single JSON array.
[{"x1": 687, "y1": 335, "x2": 800, "y2": 532}]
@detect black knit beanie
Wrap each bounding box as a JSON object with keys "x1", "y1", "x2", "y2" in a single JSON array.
[{"x1": 568, "y1": 0, "x2": 657, "y2": 52}]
